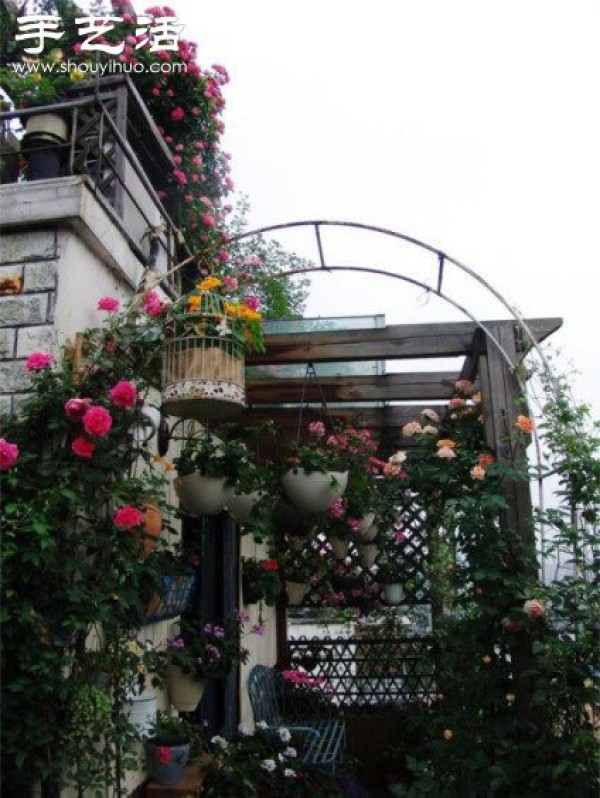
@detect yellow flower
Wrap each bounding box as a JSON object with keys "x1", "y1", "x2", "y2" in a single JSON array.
[
  {"x1": 197, "y1": 276, "x2": 222, "y2": 292},
  {"x1": 583, "y1": 678, "x2": 594, "y2": 689},
  {"x1": 443, "y1": 729, "x2": 453, "y2": 741},
  {"x1": 436, "y1": 438, "x2": 456, "y2": 449},
  {"x1": 32, "y1": 72, "x2": 42, "y2": 84},
  {"x1": 70, "y1": 67, "x2": 86, "y2": 83},
  {"x1": 187, "y1": 295, "x2": 202, "y2": 311}
]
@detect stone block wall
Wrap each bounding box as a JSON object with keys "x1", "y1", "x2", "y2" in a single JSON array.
[{"x1": 0, "y1": 230, "x2": 58, "y2": 416}]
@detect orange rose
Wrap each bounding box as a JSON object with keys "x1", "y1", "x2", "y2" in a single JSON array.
[
  {"x1": 436, "y1": 439, "x2": 456, "y2": 449},
  {"x1": 516, "y1": 415, "x2": 534, "y2": 434}
]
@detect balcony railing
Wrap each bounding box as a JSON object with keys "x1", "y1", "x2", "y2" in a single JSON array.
[{"x1": 0, "y1": 76, "x2": 184, "y2": 288}]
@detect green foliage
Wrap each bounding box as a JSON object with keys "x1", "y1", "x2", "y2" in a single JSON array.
[
  {"x1": 146, "y1": 711, "x2": 199, "y2": 747},
  {"x1": 0, "y1": 297, "x2": 180, "y2": 792},
  {"x1": 389, "y1": 375, "x2": 600, "y2": 796},
  {"x1": 242, "y1": 558, "x2": 283, "y2": 606}
]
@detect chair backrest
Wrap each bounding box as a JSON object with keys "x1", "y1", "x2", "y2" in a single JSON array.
[{"x1": 247, "y1": 664, "x2": 284, "y2": 727}]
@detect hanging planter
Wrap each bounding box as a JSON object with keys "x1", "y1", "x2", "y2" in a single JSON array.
[
  {"x1": 286, "y1": 581, "x2": 310, "y2": 605},
  {"x1": 358, "y1": 543, "x2": 379, "y2": 569},
  {"x1": 21, "y1": 112, "x2": 69, "y2": 181},
  {"x1": 174, "y1": 472, "x2": 233, "y2": 516},
  {"x1": 161, "y1": 279, "x2": 264, "y2": 421},
  {"x1": 166, "y1": 664, "x2": 207, "y2": 712},
  {"x1": 329, "y1": 535, "x2": 350, "y2": 560},
  {"x1": 124, "y1": 690, "x2": 157, "y2": 736},
  {"x1": 282, "y1": 468, "x2": 348, "y2": 514},
  {"x1": 227, "y1": 490, "x2": 264, "y2": 524},
  {"x1": 382, "y1": 583, "x2": 404, "y2": 605}
]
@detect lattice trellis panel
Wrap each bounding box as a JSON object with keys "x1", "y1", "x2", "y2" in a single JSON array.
[
  {"x1": 286, "y1": 635, "x2": 436, "y2": 708},
  {"x1": 284, "y1": 499, "x2": 430, "y2": 609}
]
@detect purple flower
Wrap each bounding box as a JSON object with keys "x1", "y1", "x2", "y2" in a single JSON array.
[{"x1": 252, "y1": 623, "x2": 266, "y2": 637}]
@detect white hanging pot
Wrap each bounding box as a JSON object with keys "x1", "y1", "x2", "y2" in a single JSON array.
[
  {"x1": 124, "y1": 690, "x2": 157, "y2": 736},
  {"x1": 25, "y1": 112, "x2": 68, "y2": 141},
  {"x1": 286, "y1": 581, "x2": 310, "y2": 605},
  {"x1": 227, "y1": 490, "x2": 264, "y2": 524},
  {"x1": 358, "y1": 543, "x2": 379, "y2": 568},
  {"x1": 282, "y1": 468, "x2": 348, "y2": 514},
  {"x1": 329, "y1": 536, "x2": 350, "y2": 560},
  {"x1": 166, "y1": 664, "x2": 207, "y2": 712},
  {"x1": 383, "y1": 582, "x2": 404, "y2": 605},
  {"x1": 174, "y1": 472, "x2": 233, "y2": 516}
]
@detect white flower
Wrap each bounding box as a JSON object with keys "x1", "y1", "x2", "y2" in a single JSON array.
[
  {"x1": 421, "y1": 408, "x2": 440, "y2": 422},
  {"x1": 278, "y1": 727, "x2": 292, "y2": 743},
  {"x1": 256, "y1": 720, "x2": 268, "y2": 730},
  {"x1": 210, "y1": 735, "x2": 229, "y2": 750},
  {"x1": 237, "y1": 723, "x2": 252, "y2": 736},
  {"x1": 422, "y1": 425, "x2": 438, "y2": 435},
  {"x1": 388, "y1": 450, "x2": 407, "y2": 465},
  {"x1": 261, "y1": 759, "x2": 277, "y2": 773},
  {"x1": 437, "y1": 446, "x2": 457, "y2": 460},
  {"x1": 215, "y1": 317, "x2": 232, "y2": 337},
  {"x1": 284, "y1": 746, "x2": 297, "y2": 758},
  {"x1": 284, "y1": 768, "x2": 296, "y2": 778}
]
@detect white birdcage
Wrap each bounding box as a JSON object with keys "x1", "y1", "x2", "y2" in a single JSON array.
[{"x1": 161, "y1": 291, "x2": 246, "y2": 420}]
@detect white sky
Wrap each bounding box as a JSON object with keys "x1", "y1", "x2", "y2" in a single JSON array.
[{"x1": 138, "y1": 0, "x2": 599, "y2": 415}]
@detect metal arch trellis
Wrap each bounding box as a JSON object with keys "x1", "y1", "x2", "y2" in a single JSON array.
[{"x1": 151, "y1": 218, "x2": 568, "y2": 576}]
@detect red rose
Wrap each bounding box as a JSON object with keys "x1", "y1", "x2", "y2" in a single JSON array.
[
  {"x1": 113, "y1": 505, "x2": 144, "y2": 529},
  {"x1": 72, "y1": 436, "x2": 95, "y2": 459},
  {"x1": 261, "y1": 559, "x2": 279, "y2": 572},
  {"x1": 108, "y1": 380, "x2": 138, "y2": 409},
  {"x1": 83, "y1": 406, "x2": 113, "y2": 438}
]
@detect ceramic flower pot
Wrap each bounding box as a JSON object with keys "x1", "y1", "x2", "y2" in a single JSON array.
[
  {"x1": 124, "y1": 690, "x2": 157, "y2": 736},
  {"x1": 286, "y1": 581, "x2": 310, "y2": 605},
  {"x1": 174, "y1": 472, "x2": 233, "y2": 516},
  {"x1": 166, "y1": 664, "x2": 207, "y2": 712},
  {"x1": 227, "y1": 490, "x2": 264, "y2": 524},
  {"x1": 358, "y1": 543, "x2": 379, "y2": 568},
  {"x1": 329, "y1": 536, "x2": 350, "y2": 560},
  {"x1": 282, "y1": 468, "x2": 348, "y2": 515},
  {"x1": 147, "y1": 741, "x2": 190, "y2": 786},
  {"x1": 383, "y1": 583, "x2": 404, "y2": 605}
]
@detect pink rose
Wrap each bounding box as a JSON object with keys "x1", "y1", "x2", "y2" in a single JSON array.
[
  {"x1": 114, "y1": 505, "x2": 144, "y2": 529},
  {"x1": 437, "y1": 446, "x2": 457, "y2": 460},
  {"x1": 470, "y1": 465, "x2": 486, "y2": 480},
  {"x1": 64, "y1": 397, "x2": 93, "y2": 419},
  {"x1": 402, "y1": 421, "x2": 423, "y2": 438},
  {"x1": 144, "y1": 290, "x2": 164, "y2": 317},
  {"x1": 523, "y1": 599, "x2": 545, "y2": 619},
  {"x1": 0, "y1": 438, "x2": 19, "y2": 471},
  {"x1": 201, "y1": 213, "x2": 216, "y2": 228},
  {"x1": 108, "y1": 380, "x2": 138, "y2": 409},
  {"x1": 243, "y1": 295, "x2": 260, "y2": 312},
  {"x1": 173, "y1": 169, "x2": 187, "y2": 185},
  {"x1": 171, "y1": 106, "x2": 185, "y2": 122},
  {"x1": 83, "y1": 406, "x2": 113, "y2": 438},
  {"x1": 97, "y1": 296, "x2": 120, "y2": 312},
  {"x1": 72, "y1": 436, "x2": 95, "y2": 459},
  {"x1": 25, "y1": 352, "x2": 53, "y2": 371}
]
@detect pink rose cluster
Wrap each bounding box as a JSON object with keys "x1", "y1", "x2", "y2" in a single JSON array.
[
  {"x1": 65, "y1": 380, "x2": 138, "y2": 460},
  {"x1": 0, "y1": 438, "x2": 19, "y2": 471},
  {"x1": 523, "y1": 599, "x2": 545, "y2": 620}
]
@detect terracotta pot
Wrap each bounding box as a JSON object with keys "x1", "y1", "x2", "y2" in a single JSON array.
[
  {"x1": 286, "y1": 581, "x2": 310, "y2": 605},
  {"x1": 167, "y1": 664, "x2": 207, "y2": 712},
  {"x1": 141, "y1": 503, "x2": 162, "y2": 559},
  {"x1": 174, "y1": 472, "x2": 233, "y2": 516},
  {"x1": 282, "y1": 468, "x2": 348, "y2": 514}
]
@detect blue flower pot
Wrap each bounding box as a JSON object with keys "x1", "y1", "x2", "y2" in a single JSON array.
[{"x1": 147, "y1": 742, "x2": 190, "y2": 786}]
